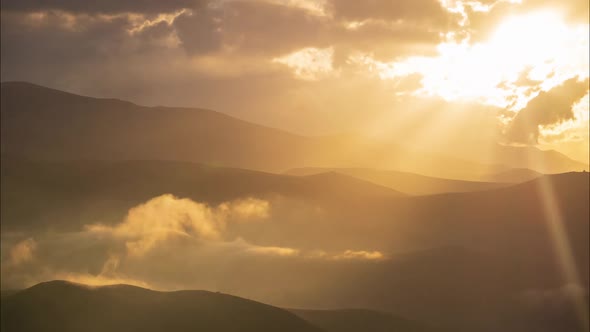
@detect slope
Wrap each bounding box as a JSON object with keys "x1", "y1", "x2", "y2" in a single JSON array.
[
  {"x1": 0, "y1": 280, "x2": 323, "y2": 332},
  {"x1": 0, "y1": 158, "x2": 403, "y2": 231},
  {"x1": 285, "y1": 167, "x2": 508, "y2": 195},
  {"x1": 2, "y1": 82, "x2": 585, "y2": 175},
  {"x1": 290, "y1": 308, "x2": 437, "y2": 332}
]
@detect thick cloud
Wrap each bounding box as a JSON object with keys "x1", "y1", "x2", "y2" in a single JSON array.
[
  {"x1": 87, "y1": 194, "x2": 271, "y2": 256},
  {"x1": 0, "y1": 0, "x2": 199, "y2": 14},
  {"x1": 328, "y1": 0, "x2": 457, "y2": 27},
  {"x1": 506, "y1": 77, "x2": 589, "y2": 144}
]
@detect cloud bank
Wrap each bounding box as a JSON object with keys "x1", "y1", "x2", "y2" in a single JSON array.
[{"x1": 1, "y1": 194, "x2": 384, "y2": 291}]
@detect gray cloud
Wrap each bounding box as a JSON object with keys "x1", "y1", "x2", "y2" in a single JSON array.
[
  {"x1": 506, "y1": 77, "x2": 589, "y2": 144},
  {"x1": 327, "y1": 0, "x2": 457, "y2": 26},
  {"x1": 0, "y1": 0, "x2": 199, "y2": 14}
]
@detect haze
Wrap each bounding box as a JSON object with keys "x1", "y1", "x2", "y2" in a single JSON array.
[{"x1": 1, "y1": 1, "x2": 589, "y2": 332}]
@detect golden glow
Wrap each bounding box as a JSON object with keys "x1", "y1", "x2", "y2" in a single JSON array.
[
  {"x1": 127, "y1": 9, "x2": 187, "y2": 35},
  {"x1": 266, "y1": 0, "x2": 328, "y2": 16},
  {"x1": 530, "y1": 158, "x2": 590, "y2": 329},
  {"x1": 358, "y1": 11, "x2": 589, "y2": 110},
  {"x1": 273, "y1": 47, "x2": 337, "y2": 81},
  {"x1": 7, "y1": 238, "x2": 37, "y2": 267},
  {"x1": 345, "y1": 10, "x2": 590, "y2": 162}
]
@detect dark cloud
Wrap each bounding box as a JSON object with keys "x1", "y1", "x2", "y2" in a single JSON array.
[
  {"x1": 171, "y1": 1, "x2": 445, "y2": 58},
  {"x1": 0, "y1": 10, "x2": 181, "y2": 87},
  {"x1": 174, "y1": 7, "x2": 224, "y2": 54},
  {"x1": 327, "y1": 0, "x2": 457, "y2": 27},
  {"x1": 0, "y1": 0, "x2": 199, "y2": 14},
  {"x1": 506, "y1": 77, "x2": 589, "y2": 144},
  {"x1": 172, "y1": 2, "x2": 330, "y2": 56}
]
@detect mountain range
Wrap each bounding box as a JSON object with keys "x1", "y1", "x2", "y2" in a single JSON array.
[
  {"x1": 2, "y1": 82, "x2": 587, "y2": 178},
  {"x1": 1, "y1": 81, "x2": 588, "y2": 332}
]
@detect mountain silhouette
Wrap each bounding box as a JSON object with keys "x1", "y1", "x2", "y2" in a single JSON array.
[
  {"x1": 1, "y1": 280, "x2": 323, "y2": 332},
  {"x1": 289, "y1": 308, "x2": 438, "y2": 332},
  {"x1": 2, "y1": 82, "x2": 586, "y2": 176}
]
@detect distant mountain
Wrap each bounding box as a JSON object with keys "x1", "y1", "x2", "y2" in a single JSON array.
[
  {"x1": 290, "y1": 308, "x2": 437, "y2": 332},
  {"x1": 284, "y1": 167, "x2": 508, "y2": 195},
  {"x1": 490, "y1": 144, "x2": 588, "y2": 174},
  {"x1": 2, "y1": 82, "x2": 585, "y2": 176},
  {"x1": 1, "y1": 165, "x2": 588, "y2": 331},
  {"x1": 0, "y1": 281, "x2": 323, "y2": 332},
  {"x1": 483, "y1": 168, "x2": 543, "y2": 183},
  {"x1": 0, "y1": 158, "x2": 402, "y2": 231},
  {"x1": 2, "y1": 159, "x2": 588, "y2": 258}
]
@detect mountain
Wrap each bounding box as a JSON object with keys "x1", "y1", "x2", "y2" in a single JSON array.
[
  {"x1": 2, "y1": 158, "x2": 588, "y2": 258},
  {"x1": 284, "y1": 167, "x2": 508, "y2": 195},
  {"x1": 0, "y1": 81, "x2": 311, "y2": 172},
  {"x1": 0, "y1": 158, "x2": 402, "y2": 231},
  {"x1": 290, "y1": 308, "x2": 437, "y2": 332},
  {"x1": 0, "y1": 280, "x2": 323, "y2": 332},
  {"x1": 490, "y1": 144, "x2": 589, "y2": 174},
  {"x1": 2, "y1": 82, "x2": 585, "y2": 176},
  {"x1": 1, "y1": 161, "x2": 588, "y2": 331},
  {"x1": 483, "y1": 168, "x2": 543, "y2": 183}
]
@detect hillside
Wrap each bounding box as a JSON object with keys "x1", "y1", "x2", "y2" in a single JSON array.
[
  {"x1": 0, "y1": 281, "x2": 323, "y2": 332},
  {"x1": 483, "y1": 168, "x2": 543, "y2": 183},
  {"x1": 0, "y1": 170, "x2": 587, "y2": 331},
  {"x1": 290, "y1": 308, "x2": 437, "y2": 332},
  {"x1": 2, "y1": 82, "x2": 586, "y2": 176},
  {"x1": 0, "y1": 158, "x2": 402, "y2": 231},
  {"x1": 285, "y1": 167, "x2": 508, "y2": 195}
]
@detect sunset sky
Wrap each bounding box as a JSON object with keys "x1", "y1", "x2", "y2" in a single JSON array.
[{"x1": 1, "y1": 0, "x2": 589, "y2": 162}]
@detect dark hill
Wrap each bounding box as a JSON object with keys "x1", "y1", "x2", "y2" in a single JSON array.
[
  {"x1": 0, "y1": 280, "x2": 323, "y2": 332},
  {"x1": 290, "y1": 308, "x2": 437, "y2": 332},
  {"x1": 0, "y1": 158, "x2": 403, "y2": 231}
]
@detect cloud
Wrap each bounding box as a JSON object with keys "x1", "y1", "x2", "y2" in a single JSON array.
[
  {"x1": 6, "y1": 238, "x2": 37, "y2": 266},
  {"x1": 0, "y1": 195, "x2": 386, "y2": 291},
  {"x1": 273, "y1": 47, "x2": 337, "y2": 81},
  {"x1": 506, "y1": 77, "x2": 589, "y2": 144},
  {"x1": 245, "y1": 245, "x2": 300, "y2": 257},
  {"x1": 86, "y1": 194, "x2": 270, "y2": 257},
  {"x1": 0, "y1": 0, "x2": 199, "y2": 14},
  {"x1": 327, "y1": 0, "x2": 456, "y2": 26},
  {"x1": 220, "y1": 198, "x2": 271, "y2": 220},
  {"x1": 332, "y1": 250, "x2": 384, "y2": 260}
]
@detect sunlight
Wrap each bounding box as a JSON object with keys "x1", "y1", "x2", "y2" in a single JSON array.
[
  {"x1": 273, "y1": 47, "x2": 337, "y2": 81},
  {"x1": 531, "y1": 161, "x2": 590, "y2": 329},
  {"x1": 364, "y1": 11, "x2": 589, "y2": 110}
]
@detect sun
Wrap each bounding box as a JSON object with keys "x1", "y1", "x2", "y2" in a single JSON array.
[{"x1": 359, "y1": 10, "x2": 589, "y2": 110}]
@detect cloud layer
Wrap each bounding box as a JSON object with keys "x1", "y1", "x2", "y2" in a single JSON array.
[{"x1": 1, "y1": 195, "x2": 384, "y2": 291}]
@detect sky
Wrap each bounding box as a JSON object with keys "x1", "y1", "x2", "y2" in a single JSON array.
[{"x1": 1, "y1": 0, "x2": 589, "y2": 162}]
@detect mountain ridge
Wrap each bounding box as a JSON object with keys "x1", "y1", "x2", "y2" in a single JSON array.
[
  {"x1": 1, "y1": 280, "x2": 324, "y2": 332},
  {"x1": 2, "y1": 81, "x2": 586, "y2": 175}
]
